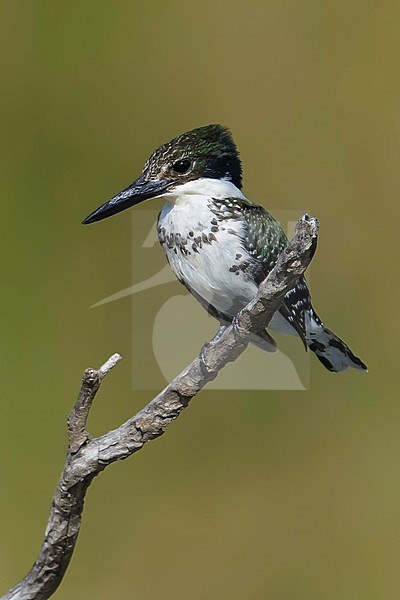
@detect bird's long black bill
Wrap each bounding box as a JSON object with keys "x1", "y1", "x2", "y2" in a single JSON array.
[{"x1": 82, "y1": 175, "x2": 171, "y2": 224}]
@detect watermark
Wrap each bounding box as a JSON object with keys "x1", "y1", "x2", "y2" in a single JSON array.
[{"x1": 92, "y1": 208, "x2": 311, "y2": 391}]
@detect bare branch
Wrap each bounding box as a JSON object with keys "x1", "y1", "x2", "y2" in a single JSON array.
[
  {"x1": 1, "y1": 214, "x2": 318, "y2": 600},
  {"x1": 67, "y1": 354, "x2": 122, "y2": 454}
]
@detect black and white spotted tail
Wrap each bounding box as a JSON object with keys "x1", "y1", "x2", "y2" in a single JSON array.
[{"x1": 305, "y1": 309, "x2": 367, "y2": 373}]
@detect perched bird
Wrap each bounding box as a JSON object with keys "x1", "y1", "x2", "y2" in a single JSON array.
[{"x1": 83, "y1": 125, "x2": 366, "y2": 373}]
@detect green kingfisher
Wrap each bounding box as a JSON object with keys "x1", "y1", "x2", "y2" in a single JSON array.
[{"x1": 83, "y1": 125, "x2": 366, "y2": 373}]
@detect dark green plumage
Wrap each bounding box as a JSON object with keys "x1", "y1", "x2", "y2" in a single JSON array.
[
  {"x1": 240, "y1": 202, "x2": 288, "y2": 270},
  {"x1": 208, "y1": 196, "x2": 287, "y2": 277}
]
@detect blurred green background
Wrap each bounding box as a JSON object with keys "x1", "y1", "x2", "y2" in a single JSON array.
[{"x1": 0, "y1": 1, "x2": 399, "y2": 598}]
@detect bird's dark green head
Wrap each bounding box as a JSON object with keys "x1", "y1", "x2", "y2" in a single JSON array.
[
  {"x1": 144, "y1": 124, "x2": 242, "y2": 189},
  {"x1": 82, "y1": 124, "x2": 242, "y2": 224}
]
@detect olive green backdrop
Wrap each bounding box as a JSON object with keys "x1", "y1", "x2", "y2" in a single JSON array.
[{"x1": 0, "y1": 1, "x2": 399, "y2": 599}]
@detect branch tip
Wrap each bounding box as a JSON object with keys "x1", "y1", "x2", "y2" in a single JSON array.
[
  {"x1": 99, "y1": 353, "x2": 123, "y2": 379},
  {"x1": 298, "y1": 213, "x2": 319, "y2": 236}
]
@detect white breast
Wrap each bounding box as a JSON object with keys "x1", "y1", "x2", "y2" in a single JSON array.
[{"x1": 158, "y1": 179, "x2": 258, "y2": 318}]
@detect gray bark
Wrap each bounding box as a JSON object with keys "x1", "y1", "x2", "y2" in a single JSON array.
[{"x1": 1, "y1": 214, "x2": 319, "y2": 600}]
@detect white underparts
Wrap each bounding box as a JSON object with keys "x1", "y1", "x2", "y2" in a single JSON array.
[{"x1": 158, "y1": 180, "x2": 257, "y2": 318}]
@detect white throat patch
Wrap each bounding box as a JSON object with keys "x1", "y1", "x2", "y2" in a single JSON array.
[{"x1": 163, "y1": 178, "x2": 245, "y2": 205}]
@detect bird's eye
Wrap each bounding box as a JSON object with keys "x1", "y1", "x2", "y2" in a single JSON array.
[{"x1": 172, "y1": 159, "x2": 191, "y2": 174}]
